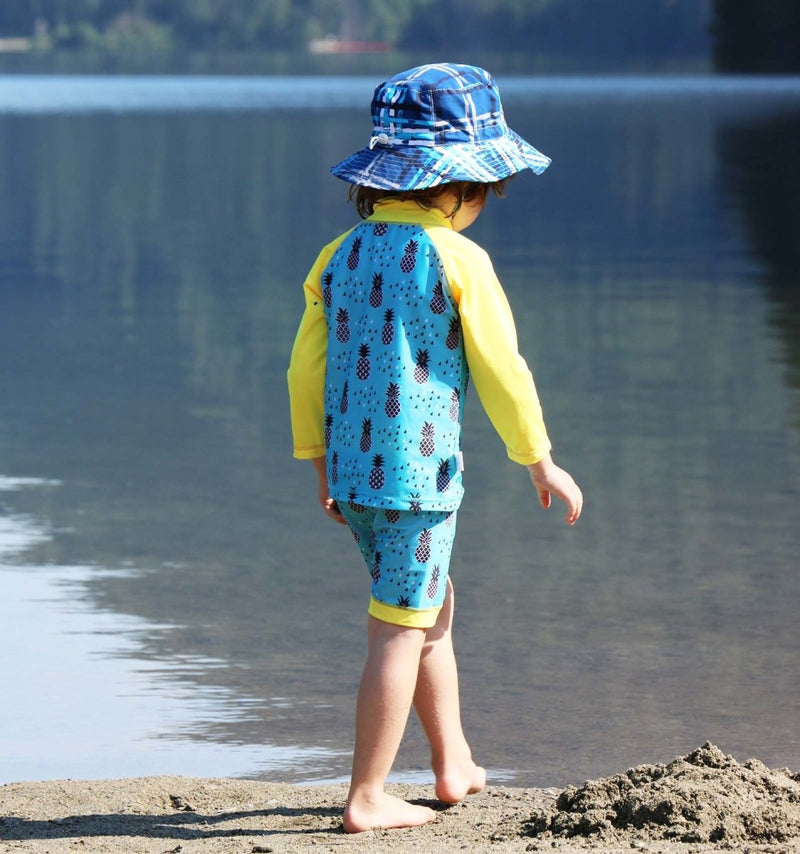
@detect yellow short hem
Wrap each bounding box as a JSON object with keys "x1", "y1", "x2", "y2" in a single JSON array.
[{"x1": 368, "y1": 597, "x2": 441, "y2": 628}]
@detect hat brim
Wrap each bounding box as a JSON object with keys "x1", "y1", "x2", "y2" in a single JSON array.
[{"x1": 330, "y1": 130, "x2": 551, "y2": 191}]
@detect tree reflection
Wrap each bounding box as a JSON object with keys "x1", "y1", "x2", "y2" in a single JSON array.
[{"x1": 716, "y1": 109, "x2": 800, "y2": 426}]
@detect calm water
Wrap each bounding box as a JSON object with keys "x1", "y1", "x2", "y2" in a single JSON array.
[{"x1": 1, "y1": 75, "x2": 799, "y2": 787}]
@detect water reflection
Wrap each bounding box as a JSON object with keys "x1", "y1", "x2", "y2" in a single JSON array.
[{"x1": 0, "y1": 77, "x2": 798, "y2": 786}]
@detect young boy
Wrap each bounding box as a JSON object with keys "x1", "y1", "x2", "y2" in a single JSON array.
[{"x1": 288, "y1": 63, "x2": 582, "y2": 833}]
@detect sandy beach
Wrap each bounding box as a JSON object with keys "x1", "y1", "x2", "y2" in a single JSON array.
[{"x1": 2, "y1": 744, "x2": 799, "y2": 853}]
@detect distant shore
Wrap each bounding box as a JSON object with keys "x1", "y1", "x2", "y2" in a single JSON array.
[
  {"x1": 0, "y1": 37, "x2": 35, "y2": 52},
  {"x1": 2, "y1": 744, "x2": 799, "y2": 853}
]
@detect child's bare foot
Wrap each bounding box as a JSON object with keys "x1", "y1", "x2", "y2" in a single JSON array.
[
  {"x1": 343, "y1": 791, "x2": 437, "y2": 833},
  {"x1": 434, "y1": 758, "x2": 487, "y2": 803}
]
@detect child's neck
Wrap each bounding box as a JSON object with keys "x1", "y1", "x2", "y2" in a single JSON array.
[{"x1": 430, "y1": 190, "x2": 483, "y2": 232}]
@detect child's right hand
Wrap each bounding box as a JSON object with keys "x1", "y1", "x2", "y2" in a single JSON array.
[
  {"x1": 311, "y1": 456, "x2": 347, "y2": 525},
  {"x1": 320, "y1": 495, "x2": 347, "y2": 525},
  {"x1": 527, "y1": 454, "x2": 583, "y2": 526}
]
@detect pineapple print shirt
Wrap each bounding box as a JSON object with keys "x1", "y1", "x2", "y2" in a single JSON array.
[{"x1": 288, "y1": 199, "x2": 551, "y2": 512}]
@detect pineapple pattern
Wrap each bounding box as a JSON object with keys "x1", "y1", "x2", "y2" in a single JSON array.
[
  {"x1": 348, "y1": 492, "x2": 365, "y2": 513},
  {"x1": 321, "y1": 219, "x2": 468, "y2": 514},
  {"x1": 322, "y1": 271, "x2": 333, "y2": 308},
  {"x1": 335, "y1": 308, "x2": 350, "y2": 343},
  {"x1": 400, "y1": 239, "x2": 418, "y2": 273},
  {"x1": 413, "y1": 349, "x2": 430, "y2": 384},
  {"x1": 381, "y1": 309, "x2": 395, "y2": 344},
  {"x1": 359, "y1": 418, "x2": 372, "y2": 453},
  {"x1": 369, "y1": 272, "x2": 383, "y2": 308},
  {"x1": 426, "y1": 566, "x2": 440, "y2": 600},
  {"x1": 415, "y1": 529, "x2": 432, "y2": 563},
  {"x1": 436, "y1": 458, "x2": 452, "y2": 493},
  {"x1": 368, "y1": 454, "x2": 385, "y2": 489},
  {"x1": 356, "y1": 344, "x2": 371, "y2": 380},
  {"x1": 343, "y1": 503, "x2": 458, "y2": 613},
  {"x1": 449, "y1": 387, "x2": 460, "y2": 423},
  {"x1": 430, "y1": 281, "x2": 447, "y2": 314},
  {"x1": 384, "y1": 382, "x2": 400, "y2": 418},
  {"x1": 346, "y1": 236, "x2": 362, "y2": 270},
  {"x1": 419, "y1": 422, "x2": 435, "y2": 457},
  {"x1": 445, "y1": 317, "x2": 460, "y2": 350}
]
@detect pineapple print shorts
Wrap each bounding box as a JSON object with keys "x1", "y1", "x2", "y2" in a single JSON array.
[{"x1": 339, "y1": 503, "x2": 458, "y2": 629}]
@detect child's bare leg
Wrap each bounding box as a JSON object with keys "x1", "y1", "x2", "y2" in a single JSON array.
[
  {"x1": 414, "y1": 578, "x2": 486, "y2": 803},
  {"x1": 344, "y1": 616, "x2": 437, "y2": 833}
]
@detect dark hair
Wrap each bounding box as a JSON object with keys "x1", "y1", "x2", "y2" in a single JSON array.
[{"x1": 348, "y1": 179, "x2": 510, "y2": 220}]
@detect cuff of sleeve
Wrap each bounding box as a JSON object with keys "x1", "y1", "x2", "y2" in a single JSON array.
[
  {"x1": 507, "y1": 442, "x2": 552, "y2": 466},
  {"x1": 294, "y1": 445, "x2": 326, "y2": 460}
]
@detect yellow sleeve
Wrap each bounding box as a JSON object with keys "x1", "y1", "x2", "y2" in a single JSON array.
[
  {"x1": 287, "y1": 231, "x2": 351, "y2": 460},
  {"x1": 429, "y1": 228, "x2": 552, "y2": 465}
]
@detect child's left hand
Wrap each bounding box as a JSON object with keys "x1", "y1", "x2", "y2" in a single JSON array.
[{"x1": 527, "y1": 454, "x2": 583, "y2": 526}]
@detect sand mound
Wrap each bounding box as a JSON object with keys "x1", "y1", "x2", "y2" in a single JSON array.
[{"x1": 527, "y1": 742, "x2": 800, "y2": 845}]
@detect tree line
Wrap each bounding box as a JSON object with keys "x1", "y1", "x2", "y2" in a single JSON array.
[
  {"x1": 1, "y1": 0, "x2": 708, "y2": 60},
  {"x1": 2, "y1": 1, "x2": 798, "y2": 71}
]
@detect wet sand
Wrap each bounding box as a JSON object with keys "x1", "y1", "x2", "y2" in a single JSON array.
[{"x1": 1, "y1": 744, "x2": 799, "y2": 853}]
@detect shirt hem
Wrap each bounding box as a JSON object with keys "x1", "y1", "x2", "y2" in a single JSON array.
[{"x1": 330, "y1": 489, "x2": 463, "y2": 513}]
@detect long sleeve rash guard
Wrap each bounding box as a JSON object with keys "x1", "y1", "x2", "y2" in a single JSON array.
[{"x1": 287, "y1": 199, "x2": 551, "y2": 511}]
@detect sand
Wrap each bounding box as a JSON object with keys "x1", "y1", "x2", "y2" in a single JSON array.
[{"x1": 2, "y1": 744, "x2": 799, "y2": 854}]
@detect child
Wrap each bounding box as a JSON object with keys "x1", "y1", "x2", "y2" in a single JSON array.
[{"x1": 287, "y1": 63, "x2": 582, "y2": 833}]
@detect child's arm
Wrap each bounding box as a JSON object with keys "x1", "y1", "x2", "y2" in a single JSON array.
[
  {"x1": 312, "y1": 456, "x2": 347, "y2": 525},
  {"x1": 288, "y1": 232, "x2": 353, "y2": 460},
  {"x1": 430, "y1": 232, "x2": 583, "y2": 526},
  {"x1": 434, "y1": 234, "x2": 551, "y2": 465},
  {"x1": 527, "y1": 453, "x2": 583, "y2": 526},
  {"x1": 288, "y1": 291, "x2": 328, "y2": 460}
]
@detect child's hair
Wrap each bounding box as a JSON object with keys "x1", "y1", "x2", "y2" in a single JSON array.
[{"x1": 348, "y1": 179, "x2": 510, "y2": 220}]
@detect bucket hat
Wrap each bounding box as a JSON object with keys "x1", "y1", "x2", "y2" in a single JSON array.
[{"x1": 331, "y1": 63, "x2": 551, "y2": 191}]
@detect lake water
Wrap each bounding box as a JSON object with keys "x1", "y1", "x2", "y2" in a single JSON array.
[{"x1": 1, "y1": 74, "x2": 799, "y2": 788}]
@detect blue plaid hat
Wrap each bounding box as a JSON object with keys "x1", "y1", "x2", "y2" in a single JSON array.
[{"x1": 331, "y1": 63, "x2": 551, "y2": 191}]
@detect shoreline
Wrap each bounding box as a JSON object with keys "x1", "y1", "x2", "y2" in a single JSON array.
[{"x1": 2, "y1": 744, "x2": 799, "y2": 853}]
